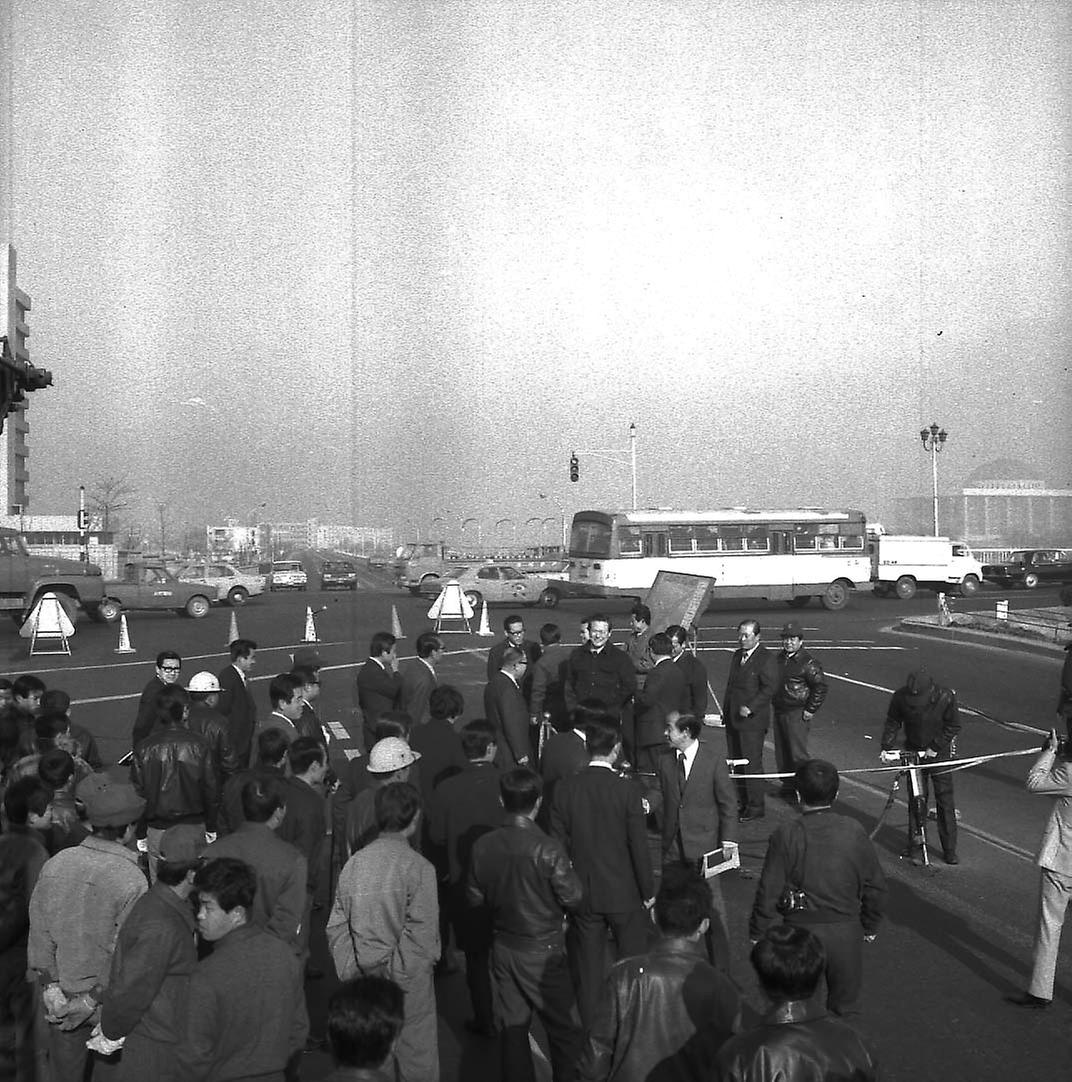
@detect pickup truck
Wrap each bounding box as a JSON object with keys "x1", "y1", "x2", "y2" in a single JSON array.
[
  {"x1": 0, "y1": 527, "x2": 107, "y2": 623},
  {"x1": 100, "y1": 563, "x2": 213, "y2": 620}
]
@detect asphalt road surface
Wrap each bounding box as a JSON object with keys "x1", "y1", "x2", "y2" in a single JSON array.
[{"x1": 4, "y1": 578, "x2": 1070, "y2": 1080}]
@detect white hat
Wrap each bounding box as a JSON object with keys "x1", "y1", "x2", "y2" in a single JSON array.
[
  {"x1": 187, "y1": 671, "x2": 222, "y2": 693},
  {"x1": 367, "y1": 737, "x2": 421, "y2": 774}
]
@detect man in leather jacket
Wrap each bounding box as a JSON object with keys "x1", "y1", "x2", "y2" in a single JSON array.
[
  {"x1": 881, "y1": 666, "x2": 961, "y2": 864},
  {"x1": 578, "y1": 865, "x2": 740, "y2": 1082},
  {"x1": 130, "y1": 684, "x2": 219, "y2": 882},
  {"x1": 771, "y1": 622, "x2": 828, "y2": 801},
  {"x1": 466, "y1": 768, "x2": 583, "y2": 1082},
  {"x1": 715, "y1": 925, "x2": 877, "y2": 1082}
]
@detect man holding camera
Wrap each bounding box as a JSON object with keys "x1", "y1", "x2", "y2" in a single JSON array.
[
  {"x1": 1006, "y1": 729, "x2": 1072, "y2": 1009},
  {"x1": 880, "y1": 667, "x2": 961, "y2": 865}
]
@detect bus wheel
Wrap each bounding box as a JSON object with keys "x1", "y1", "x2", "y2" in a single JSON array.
[
  {"x1": 820, "y1": 581, "x2": 850, "y2": 611},
  {"x1": 786, "y1": 596, "x2": 811, "y2": 608},
  {"x1": 894, "y1": 575, "x2": 917, "y2": 600}
]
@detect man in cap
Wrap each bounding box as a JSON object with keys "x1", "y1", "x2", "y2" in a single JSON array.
[
  {"x1": 345, "y1": 737, "x2": 421, "y2": 857},
  {"x1": 94, "y1": 824, "x2": 205, "y2": 1078},
  {"x1": 328, "y1": 782, "x2": 440, "y2": 1082},
  {"x1": 131, "y1": 651, "x2": 182, "y2": 750},
  {"x1": 28, "y1": 774, "x2": 147, "y2": 1080},
  {"x1": 186, "y1": 671, "x2": 240, "y2": 784},
  {"x1": 771, "y1": 621, "x2": 828, "y2": 801},
  {"x1": 880, "y1": 666, "x2": 961, "y2": 864}
]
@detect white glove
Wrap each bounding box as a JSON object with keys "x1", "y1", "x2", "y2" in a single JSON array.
[
  {"x1": 135, "y1": 838, "x2": 149, "y2": 853},
  {"x1": 204, "y1": 832, "x2": 217, "y2": 845},
  {"x1": 921, "y1": 748, "x2": 939, "y2": 760},
  {"x1": 43, "y1": 983, "x2": 68, "y2": 1019},
  {"x1": 879, "y1": 750, "x2": 900, "y2": 764},
  {"x1": 86, "y1": 1023, "x2": 125, "y2": 1055}
]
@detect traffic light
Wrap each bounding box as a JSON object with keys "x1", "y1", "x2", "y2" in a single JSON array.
[
  {"x1": 569, "y1": 452, "x2": 579, "y2": 483},
  {"x1": 0, "y1": 336, "x2": 52, "y2": 435}
]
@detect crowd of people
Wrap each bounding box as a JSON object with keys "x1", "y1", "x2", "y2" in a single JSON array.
[{"x1": 0, "y1": 607, "x2": 1067, "y2": 1081}]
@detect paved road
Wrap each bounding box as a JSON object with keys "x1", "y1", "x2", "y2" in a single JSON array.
[{"x1": 2, "y1": 579, "x2": 1070, "y2": 1079}]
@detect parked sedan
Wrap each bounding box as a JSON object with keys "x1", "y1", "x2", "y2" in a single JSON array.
[
  {"x1": 981, "y1": 549, "x2": 1072, "y2": 589},
  {"x1": 100, "y1": 563, "x2": 214, "y2": 620},
  {"x1": 421, "y1": 563, "x2": 561, "y2": 609},
  {"x1": 175, "y1": 561, "x2": 267, "y2": 606}
]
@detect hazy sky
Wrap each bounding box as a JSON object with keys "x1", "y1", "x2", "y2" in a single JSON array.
[{"x1": 7, "y1": 1, "x2": 1070, "y2": 546}]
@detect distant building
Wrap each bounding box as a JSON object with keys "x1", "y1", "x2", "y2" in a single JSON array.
[
  {"x1": 959, "y1": 459, "x2": 1072, "y2": 548},
  {"x1": 207, "y1": 517, "x2": 390, "y2": 561},
  {"x1": 0, "y1": 244, "x2": 32, "y2": 515}
]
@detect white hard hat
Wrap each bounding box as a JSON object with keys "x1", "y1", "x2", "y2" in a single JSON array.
[
  {"x1": 187, "y1": 671, "x2": 221, "y2": 693},
  {"x1": 367, "y1": 737, "x2": 421, "y2": 774}
]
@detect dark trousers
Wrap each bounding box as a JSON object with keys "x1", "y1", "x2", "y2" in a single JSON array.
[
  {"x1": 727, "y1": 725, "x2": 767, "y2": 815},
  {"x1": 0, "y1": 970, "x2": 34, "y2": 1082},
  {"x1": 453, "y1": 894, "x2": 493, "y2": 1029},
  {"x1": 908, "y1": 762, "x2": 957, "y2": 857},
  {"x1": 789, "y1": 919, "x2": 863, "y2": 1016},
  {"x1": 773, "y1": 710, "x2": 810, "y2": 789},
  {"x1": 490, "y1": 940, "x2": 581, "y2": 1082},
  {"x1": 568, "y1": 906, "x2": 652, "y2": 1028}
]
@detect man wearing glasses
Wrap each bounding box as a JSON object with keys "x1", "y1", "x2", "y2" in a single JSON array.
[{"x1": 131, "y1": 652, "x2": 182, "y2": 751}]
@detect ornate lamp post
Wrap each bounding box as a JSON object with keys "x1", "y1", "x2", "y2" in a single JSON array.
[{"x1": 920, "y1": 422, "x2": 948, "y2": 537}]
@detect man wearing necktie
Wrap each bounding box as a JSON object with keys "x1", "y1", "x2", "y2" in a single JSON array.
[{"x1": 653, "y1": 712, "x2": 738, "y2": 969}]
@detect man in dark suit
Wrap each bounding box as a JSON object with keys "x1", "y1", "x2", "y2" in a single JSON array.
[
  {"x1": 668, "y1": 624, "x2": 710, "y2": 718},
  {"x1": 550, "y1": 715, "x2": 655, "y2": 1028},
  {"x1": 484, "y1": 647, "x2": 532, "y2": 769},
  {"x1": 217, "y1": 639, "x2": 258, "y2": 768},
  {"x1": 356, "y1": 632, "x2": 402, "y2": 752},
  {"x1": 539, "y1": 704, "x2": 598, "y2": 825},
  {"x1": 131, "y1": 651, "x2": 183, "y2": 750},
  {"x1": 529, "y1": 623, "x2": 570, "y2": 734},
  {"x1": 563, "y1": 614, "x2": 637, "y2": 725},
  {"x1": 656, "y1": 712, "x2": 738, "y2": 969},
  {"x1": 633, "y1": 632, "x2": 687, "y2": 775},
  {"x1": 425, "y1": 720, "x2": 502, "y2": 1036},
  {"x1": 400, "y1": 631, "x2": 441, "y2": 729},
  {"x1": 486, "y1": 614, "x2": 541, "y2": 704},
  {"x1": 724, "y1": 619, "x2": 776, "y2": 822}
]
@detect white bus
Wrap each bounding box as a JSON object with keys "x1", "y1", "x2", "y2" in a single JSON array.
[{"x1": 567, "y1": 508, "x2": 871, "y2": 610}]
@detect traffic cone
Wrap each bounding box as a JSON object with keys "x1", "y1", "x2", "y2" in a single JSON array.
[
  {"x1": 114, "y1": 614, "x2": 136, "y2": 654},
  {"x1": 228, "y1": 610, "x2": 240, "y2": 645},
  {"x1": 302, "y1": 606, "x2": 319, "y2": 643},
  {"x1": 391, "y1": 604, "x2": 404, "y2": 640},
  {"x1": 476, "y1": 600, "x2": 493, "y2": 637}
]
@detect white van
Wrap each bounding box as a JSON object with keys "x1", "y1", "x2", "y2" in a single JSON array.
[{"x1": 870, "y1": 535, "x2": 983, "y2": 600}]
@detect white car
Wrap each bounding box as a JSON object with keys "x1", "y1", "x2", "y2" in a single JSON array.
[
  {"x1": 421, "y1": 563, "x2": 561, "y2": 609},
  {"x1": 175, "y1": 561, "x2": 267, "y2": 606},
  {"x1": 270, "y1": 560, "x2": 308, "y2": 591}
]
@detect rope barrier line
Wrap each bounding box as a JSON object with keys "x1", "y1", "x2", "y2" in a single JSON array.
[{"x1": 727, "y1": 746, "x2": 1040, "y2": 781}]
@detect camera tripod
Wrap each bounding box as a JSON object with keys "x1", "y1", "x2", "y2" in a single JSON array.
[{"x1": 872, "y1": 751, "x2": 935, "y2": 869}]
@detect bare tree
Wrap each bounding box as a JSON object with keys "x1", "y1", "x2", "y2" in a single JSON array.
[{"x1": 87, "y1": 474, "x2": 136, "y2": 534}]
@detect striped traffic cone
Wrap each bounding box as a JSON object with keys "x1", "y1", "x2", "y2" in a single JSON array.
[
  {"x1": 302, "y1": 606, "x2": 319, "y2": 643},
  {"x1": 228, "y1": 610, "x2": 240, "y2": 645},
  {"x1": 391, "y1": 605, "x2": 404, "y2": 640}
]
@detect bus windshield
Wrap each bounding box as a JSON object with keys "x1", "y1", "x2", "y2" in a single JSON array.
[{"x1": 570, "y1": 517, "x2": 612, "y2": 557}]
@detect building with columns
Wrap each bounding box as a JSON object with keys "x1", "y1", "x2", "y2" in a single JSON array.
[{"x1": 959, "y1": 459, "x2": 1072, "y2": 549}]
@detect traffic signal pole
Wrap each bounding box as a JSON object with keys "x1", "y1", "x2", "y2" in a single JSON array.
[
  {"x1": 569, "y1": 422, "x2": 639, "y2": 509},
  {"x1": 78, "y1": 485, "x2": 89, "y2": 562}
]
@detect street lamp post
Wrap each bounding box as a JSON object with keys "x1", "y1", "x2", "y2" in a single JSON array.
[{"x1": 920, "y1": 422, "x2": 948, "y2": 537}]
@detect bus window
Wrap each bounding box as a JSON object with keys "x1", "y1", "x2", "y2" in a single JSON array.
[
  {"x1": 571, "y1": 518, "x2": 613, "y2": 557},
  {"x1": 744, "y1": 527, "x2": 770, "y2": 552},
  {"x1": 721, "y1": 526, "x2": 744, "y2": 552},
  {"x1": 618, "y1": 526, "x2": 642, "y2": 556},
  {"x1": 694, "y1": 526, "x2": 720, "y2": 554},
  {"x1": 668, "y1": 526, "x2": 694, "y2": 554}
]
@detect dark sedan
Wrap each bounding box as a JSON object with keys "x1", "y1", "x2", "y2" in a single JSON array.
[{"x1": 981, "y1": 549, "x2": 1072, "y2": 589}]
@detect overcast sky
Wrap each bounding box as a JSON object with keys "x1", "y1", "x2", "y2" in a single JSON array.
[{"x1": 7, "y1": 1, "x2": 1070, "y2": 547}]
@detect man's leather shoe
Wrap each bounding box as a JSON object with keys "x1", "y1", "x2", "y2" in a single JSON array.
[
  {"x1": 738, "y1": 812, "x2": 765, "y2": 823},
  {"x1": 944, "y1": 852, "x2": 959, "y2": 865},
  {"x1": 304, "y1": 965, "x2": 324, "y2": 981},
  {"x1": 1005, "y1": 992, "x2": 1050, "y2": 1009}
]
